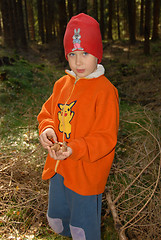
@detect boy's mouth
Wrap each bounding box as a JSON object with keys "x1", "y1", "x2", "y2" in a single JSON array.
[{"x1": 76, "y1": 69, "x2": 85, "y2": 73}]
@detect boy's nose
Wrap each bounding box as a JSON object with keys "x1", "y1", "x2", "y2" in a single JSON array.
[{"x1": 76, "y1": 55, "x2": 82, "y2": 65}]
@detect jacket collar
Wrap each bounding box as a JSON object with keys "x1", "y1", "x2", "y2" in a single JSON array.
[{"x1": 65, "y1": 64, "x2": 105, "y2": 79}]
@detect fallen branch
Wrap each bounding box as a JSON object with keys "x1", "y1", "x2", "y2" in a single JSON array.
[{"x1": 106, "y1": 192, "x2": 128, "y2": 240}]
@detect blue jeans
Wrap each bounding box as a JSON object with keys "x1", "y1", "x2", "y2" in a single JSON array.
[{"x1": 47, "y1": 174, "x2": 102, "y2": 240}]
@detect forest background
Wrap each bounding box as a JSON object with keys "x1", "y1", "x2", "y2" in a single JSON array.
[{"x1": 0, "y1": 0, "x2": 161, "y2": 240}]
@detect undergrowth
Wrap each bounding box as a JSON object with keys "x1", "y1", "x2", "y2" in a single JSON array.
[{"x1": 0, "y1": 57, "x2": 63, "y2": 142}]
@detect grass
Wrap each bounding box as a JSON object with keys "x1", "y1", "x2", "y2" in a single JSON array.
[{"x1": 0, "y1": 57, "x2": 64, "y2": 146}]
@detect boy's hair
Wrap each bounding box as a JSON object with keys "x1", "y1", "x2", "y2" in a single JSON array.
[{"x1": 64, "y1": 13, "x2": 103, "y2": 63}]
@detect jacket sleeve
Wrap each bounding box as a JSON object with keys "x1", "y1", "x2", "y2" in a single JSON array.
[
  {"x1": 68, "y1": 86, "x2": 119, "y2": 162},
  {"x1": 37, "y1": 77, "x2": 66, "y2": 135},
  {"x1": 37, "y1": 93, "x2": 55, "y2": 135}
]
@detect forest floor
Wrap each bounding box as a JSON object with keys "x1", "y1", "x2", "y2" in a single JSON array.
[{"x1": 0, "y1": 40, "x2": 161, "y2": 240}]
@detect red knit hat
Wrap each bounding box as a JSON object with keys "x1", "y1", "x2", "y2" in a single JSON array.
[{"x1": 64, "y1": 13, "x2": 103, "y2": 63}]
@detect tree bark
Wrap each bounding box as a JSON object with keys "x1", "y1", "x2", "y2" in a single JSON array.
[
  {"x1": 9, "y1": 0, "x2": 17, "y2": 47},
  {"x1": 127, "y1": 0, "x2": 136, "y2": 44},
  {"x1": 152, "y1": 0, "x2": 160, "y2": 40},
  {"x1": 100, "y1": 0, "x2": 105, "y2": 39},
  {"x1": 1, "y1": 0, "x2": 11, "y2": 46},
  {"x1": 26, "y1": 0, "x2": 35, "y2": 41},
  {"x1": 140, "y1": 0, "x2": 144, "y2": 36},
  {"x1": 93, "y1": 0, "x2": 98, "y2": 21},
  {"x1": 68, "y1": 0, "x2": 74, "y2": 19},
  {"x1": 116, "y1": 0, "x2": 121, "y2": 39},
  {"x1": 44, "y1": 0, "x2": 54, "y2": 43},
  {"x1": 76, "y1": 0, "x2": 87, "y2": 14},
  {"x1": 37, "y1": 0, "x2": 45, "y2": 43},
  {"x1": 44, "y1": 0, "x2": 48, "y2": 42},
  {"x1": 57, "y1": 0, "x2": 67, "y2": 60},
  {"x1": 24, "y1": 0, "x2": 30, "y2": 40},
  {"x1": 0, "y1": 0, "x2": 1, "y2": 36},
  {"x1": 1, "y1": 0, "x2": 18, "y2": 48},
  {"x1": 144, "y1": 0, "x2": 151, "y2": 54},
  {"x1": 108, "y1": 0, "x2": 113, "y2": 40},
  {"x1": 17, "y1": 0, "x2": 27, "y2": 47}
]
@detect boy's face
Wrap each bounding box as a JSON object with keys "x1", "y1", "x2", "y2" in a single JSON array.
[{"x1": 67, "y1": 51, "x2": 97, "y2": 79}]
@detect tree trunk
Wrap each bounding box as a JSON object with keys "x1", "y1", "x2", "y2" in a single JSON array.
[
  {"x1": 93, "y1": 0, "x2": 98, "y2": 21},
  {"x1": 44, "y1": 0, "x2": 48, "y2": 43},
  {"x1": 26, "y1": 0, "x2": 35, "y2": 41},
  {"x1": 0, "y1": 1, "x2": 1, "y2": 36},
  {"x1": 37, "y1": 0, "x2": 45, "y2": 44},
  {"x1": 0, "y1": 16, "x2": 2, "y2": 36},
  {"x1": 68, "y1": 0, "x2": 74, "y2": 20},
  {"x1": 8, "y1": 0, "x2": 16, "y2": 47},
  {"x1": 57, "y1": 0, "x2": 67, "y2": 60},
  {"x1": 140, "y1": 0, "x2": 144, "y2": 36},
  {"x1": 44, "y1": 0, "x2": 54, "y2": 43},
  {"x1": 24, "y1": 0, "x2": 30, "y2": 40},
  {"x1": 17, "y1": 0, "x2": 27, "y2": 47},
  {"x1": 127, "y1": 0, "x2": 136, "y2": 44},
  {"x1": 152, "y1": 0, "x2": 160, "y2": 40},
  {"x1": 0, "y1": 0, "x2": 17, "y2": 47},
  {"x1": 76, "y1": 0, "x2": 87, "y2": 14},
  {"x1": 12, "y1": 0, "x2": 20, "y2": 47},
  {"x1": 1, "y1": 0, "x2": 27, "y2": 48},
  {"x1": 44, "y1": 0, "x2": 51, "y2": 43},
  {"x1": 144, "y1": 0, "x2": 151, "y2": 54},
  {"x1": 100, "y1": 0, "x2": 105, "y2": 39},
  {"x1": 1, "y1": 0, "x2": 11, "y2": 46},
  {"x1": 116, "y1": 0, "x2": 121, "y2": 39},
  {"x1": 108, "y1": 0, "x2": 113, "y2": 40}
]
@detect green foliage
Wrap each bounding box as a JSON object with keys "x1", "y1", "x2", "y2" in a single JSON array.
[
  {"x1": 0, "y1": 57, "x2": 63, "y2": 143},
  {"x1": 0, "y1": 60, "x2": 32, "y2": 94}
]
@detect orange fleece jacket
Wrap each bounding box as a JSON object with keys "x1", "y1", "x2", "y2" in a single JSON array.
[{"x1": 37, "y1": 65, "x2": 119, "y2": 195}]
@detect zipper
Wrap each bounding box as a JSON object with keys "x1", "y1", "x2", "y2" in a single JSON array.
[
  {"x1": 74, "y1": 78, "x2": 79, "y2": 84},
  {"x1": 54, "y1": 77, "x2": 79, "y2": 172}
]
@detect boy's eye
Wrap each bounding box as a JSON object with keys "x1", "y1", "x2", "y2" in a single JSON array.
[
  {"x1": 83, "y1": 52, "x2": 88, "y2": 56},
  {"x1": 68, "y1": 53, "x2": 75, "y2": 57}
]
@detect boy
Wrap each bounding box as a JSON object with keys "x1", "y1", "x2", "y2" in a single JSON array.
[{"x1": 38, "y1": 13, "x2": 119, "y2": 240}]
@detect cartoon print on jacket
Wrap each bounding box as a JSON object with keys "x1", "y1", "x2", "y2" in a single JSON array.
[
  {"x1": 72, "y1": 28, "x2": 84, "y2": 51},
  {"x1": 58, "y1": 101, "x2": 77, "y2": 139}
]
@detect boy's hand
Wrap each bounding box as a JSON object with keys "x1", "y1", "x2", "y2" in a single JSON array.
[
  {"x1": 47, "y1": 146, "x2": 72, "y2": 160},
  {"x1": 39, "y1": 128, "x2": 57, "y2": 149}
]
